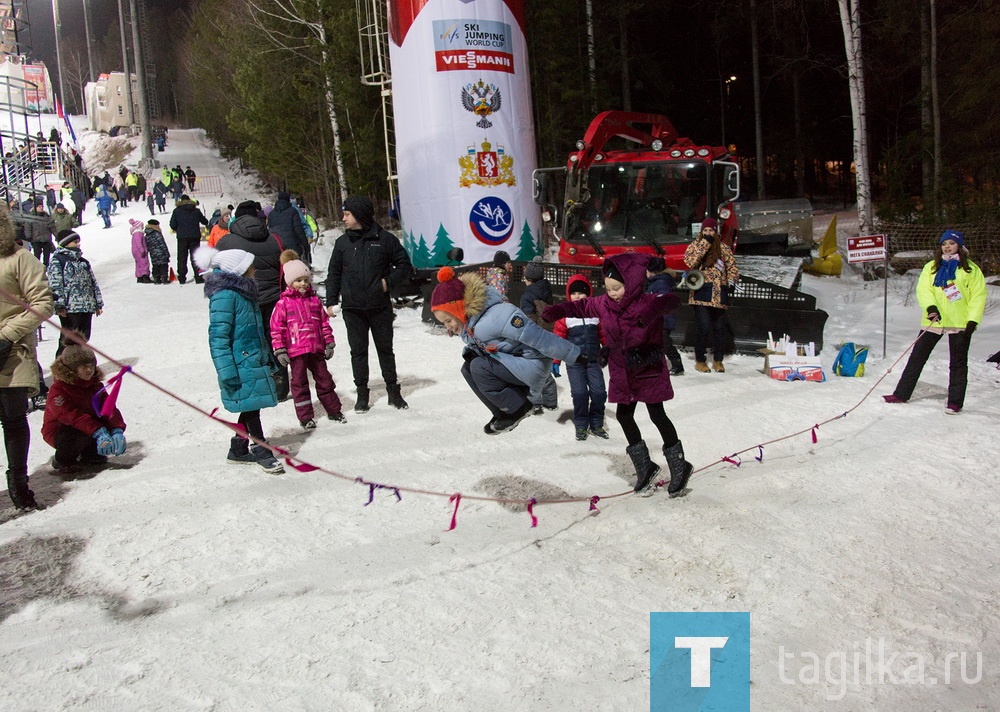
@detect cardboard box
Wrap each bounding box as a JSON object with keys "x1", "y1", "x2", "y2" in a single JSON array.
[{"x1": 759, "y1": 347, "x2": 826, "y2": 382}]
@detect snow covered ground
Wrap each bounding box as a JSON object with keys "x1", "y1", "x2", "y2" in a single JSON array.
[{"x1": 2, "y1": 124, "x2": 999, "y2": 710}]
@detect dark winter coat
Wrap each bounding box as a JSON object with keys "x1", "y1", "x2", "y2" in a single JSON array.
[
  {"x1": 153, "y1": 181, "x2": 168, "y2": 205},
  {"x1": 205, "y1": 270, "x2": 278, "y2": 413},
  {"x1": 266, "y1": 199, "x2": 307, "y2": 257},
  {"x1": 324, "y1": 223, "x2": 412, "y2": 311},
  {"x1": 542, "y1": 253, "x2": 677, "y2": 405},
  {"x1": 216, "y1": 215, "x2": 283, "y2": 306},
  {"x1": 144, "y1": 226, "x2": 170, "y2": 265},
  {"x1": 23, "y1": 215, "x2": 53, "y2": 246},
  {"x1": 50, "y1": 207, "x2": 75, "y2": 235},
  {"x1": 46, "y1": 246, "x2": 104, "y2": 314},
  {"x1": 646, "y1": 272, "x2": 680, "y2": 331},
  {"x1": 169, "y1": 201, "x2": 208, "y2": 240},
  {"x1": 42, "y1": 363, "x2": 126, "y2": 446},
  {"x1": 552, "y1": 274, "x2": 603, "y2": 363},
  {"x1": 519, "y1": 279, "x2": 554, "y2": 331}
]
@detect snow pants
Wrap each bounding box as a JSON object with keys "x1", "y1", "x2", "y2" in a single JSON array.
[
  {"x1": 892, "y1": 329, "x2": 971, "y2": 408},
  {"x1": 290, "y1": 353, "x2": 343, "y2": 423},
  {"x1": 462, "y1": 355, "x2": 529, "y2": 418},
  {"x1": 52, "y1": 425, "x2": 100, "y2": 466},
  {"x1": 567, "y1": 361, "x2": 607, "y2": 430}
]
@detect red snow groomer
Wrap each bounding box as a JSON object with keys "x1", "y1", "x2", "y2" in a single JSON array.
[{"x1": 532, "y1": 111, "x2": 828, "y2": 352}]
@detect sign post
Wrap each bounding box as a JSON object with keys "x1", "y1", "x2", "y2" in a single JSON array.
[{"x1": 847, "y1": 234, "x2": 889, "y2": 357}]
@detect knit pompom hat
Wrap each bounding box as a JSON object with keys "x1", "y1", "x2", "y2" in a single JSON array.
[
  {"x1": 524, "y1": 257, "x2": 545, "y2": 281},
  {"x1": 431, "y1": 266, "x2": 467, "y2": 324},
  {"x1": 194, "y1": 245, "x2": 255, "y2": 275},
  {"x1": 280, "y1": 249, "x2": 310, "y2": 285},
  {"x1": 129, "y1": 218, "x2": 144, "y2": 232},
  {"x1": 57, "y1": 229, "x2": 80, "y2": 247}
]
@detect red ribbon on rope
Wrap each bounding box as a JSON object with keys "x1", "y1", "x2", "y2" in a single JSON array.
[
  {"x1": 446, "y1": 493, "x2": 462, "y2": 531},
  {"x1": 207, "y1": 408, "x2": 248, "y2": 438},
  {"x1": 589, "y1": 496, "x2": 601, "y2": 513},
  {"x1": 92, "y1": 365, "x2": 131, "y2": 418},
  {"x1": 811, "y1": 424, "x2": 819, "y2": 444},
  {"x1": 527, "y1": 498, "x2": 538, "y2": 528},
  {"x1": 722, "y1": 454, "x2": 741, "y2": 467}
]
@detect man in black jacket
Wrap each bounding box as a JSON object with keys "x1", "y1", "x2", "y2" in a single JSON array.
[
  {"x1": 325, "y1": 196, "x2": 412, "y2": 413},
  {"x1": 168, "y1": 195, "x2": 208, "y2": 284},
  {"x1": 216, "y1": 200, "x2": 289, "y2": 400}
]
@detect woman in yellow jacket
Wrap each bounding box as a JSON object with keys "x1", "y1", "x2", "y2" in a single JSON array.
[{"x1": 884, "y1": 229, "x2": 986, "y2": 413}]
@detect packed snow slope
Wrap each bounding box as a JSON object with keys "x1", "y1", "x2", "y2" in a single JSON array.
[{"x1": 1, "y1": 125, "x2": 998, "y2": 710}]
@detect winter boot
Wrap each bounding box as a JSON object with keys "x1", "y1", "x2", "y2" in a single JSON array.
[
  {"x1": 626, "y1": 440, "x2": 661, "y2": 496},
  {"x1": 251, "y1": 444, "x2": 285, "y2": 475},
  {"x1": 663, "y1": 440, "x2": 694, "y2": 497},
  {"x1": 227, "y1": 436, "x2": 256, "y2": 465},
  {"x1": 712, "y1": 361, "x2": 725, "y2": 373},
  {"x1": 354, "y1": 386, "x2": 370, "y2": 414},
  {"x1": 695, "y1": 361, "x2": 711, "y2": 373},
  {"x1": 387, "y1": 383, "x2": 409, "y2": 410}
]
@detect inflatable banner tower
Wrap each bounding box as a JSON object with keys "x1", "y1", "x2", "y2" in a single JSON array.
[{"x1": 388, "y1": 0, "x2": 540, "y2": 267}]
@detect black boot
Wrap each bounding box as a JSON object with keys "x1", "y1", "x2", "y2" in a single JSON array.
[
  {"x1": 227, "y1": 436, "x2": 255, "y2": 464},
  {"x1": 663, "y1": 441, "x2": 693, "y2": 497},
  {"x1": 626, "y1": 440, "x2": 661, "y2": 495},
  {"x1": 387, "y1": 383, "x2": 408, "y2": 410},
  {"x1": 355, "y1": 386, "x2": 370, "y2": 413}
]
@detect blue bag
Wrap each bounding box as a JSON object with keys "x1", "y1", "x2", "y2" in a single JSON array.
[{"x1": 831, "y1": 342, "x2": 868, "y2": 377}]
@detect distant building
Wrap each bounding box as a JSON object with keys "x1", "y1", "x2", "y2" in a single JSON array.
[
  {"x1": 0, "y1": 56, "x2": 55, "y2": 112},
  {"x1": 84, "y1": 72, "x2": 139, "y2": 133}
]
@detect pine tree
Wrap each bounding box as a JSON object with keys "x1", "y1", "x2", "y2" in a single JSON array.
[
  {"x1": 413, "y1": 234, "x2": 433, "y2": 269},
  {"x1": 431, "y1": 223, "x2": 456, "y2": 266},
  {"x1": 514, "y1": 221, "x2": 539, "y2": 261}
]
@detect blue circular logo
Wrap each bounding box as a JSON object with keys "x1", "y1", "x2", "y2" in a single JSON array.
[{"x1": 469, "y1": 196, "x2": 514, "y2": 246}]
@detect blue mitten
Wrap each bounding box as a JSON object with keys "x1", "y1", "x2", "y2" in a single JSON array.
[
  {"x1": 111, "y1": 429, "x2": 127, "y2": 456},
  {"x1": 93, "y1": 427, "x2": 114, "y2": 456},
  {"x1": 551, "y1": 362, "x2": 561, "y2": 377}
]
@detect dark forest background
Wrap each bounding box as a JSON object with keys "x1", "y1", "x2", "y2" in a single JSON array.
[{"x1": 25, "y1": 0, "x2": 1000, "y2": 224}]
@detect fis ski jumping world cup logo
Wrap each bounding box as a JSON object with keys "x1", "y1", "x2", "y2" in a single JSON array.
[
  {"x1": 433, "y1": 19, "x2": 515, "y2": 74},
  {"x1": 650, "y1": 612, "x2": 750, "y2": 711},
  {"x1": 469, "y1": 197, "x2": 513, "y2": 246}
]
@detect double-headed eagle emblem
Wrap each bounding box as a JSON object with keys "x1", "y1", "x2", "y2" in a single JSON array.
[{"x1": 461, "y1": 80, "x2": 502, "y2": 129}]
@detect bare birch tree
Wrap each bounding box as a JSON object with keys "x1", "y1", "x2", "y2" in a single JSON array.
[
  {"x1": 245, "y1": 0, "x2": 349, "y2": 201},
  {"x1": 837, "y1": 0, "x2": 876, "y2": 278}
]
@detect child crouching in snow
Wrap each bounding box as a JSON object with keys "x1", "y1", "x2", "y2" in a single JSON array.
[
  {"x1": 270, "y1": 250, "x2": 345, "y2": 429},
  {"x1": 43, "y1": 345, "x2": 127, "y2": 474},
  {"x1": 195, "y1": 246, "x2": 284, "y2": 474}
]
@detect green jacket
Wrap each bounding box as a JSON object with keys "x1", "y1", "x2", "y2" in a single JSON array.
[{"x1": 915, "y1": 259, "x2": 987, "y2": 328}]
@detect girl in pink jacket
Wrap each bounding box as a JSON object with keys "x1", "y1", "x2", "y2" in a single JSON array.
[
  {"x1": 270, "y1": 251, "x2": 344, "y2": 429},
  {"x1": 130, "y1": 218, "x2": 151, "y2": 283}
]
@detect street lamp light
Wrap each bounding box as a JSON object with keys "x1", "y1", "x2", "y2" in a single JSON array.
[{"x1": 720, "y1": 74, "x2": 736, "y2": 147}]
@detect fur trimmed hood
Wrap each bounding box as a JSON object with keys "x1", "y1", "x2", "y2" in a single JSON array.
[
  {"x1": 203, "y1": 269, "x2": 260, "y2": 301},
  {"x1": 51, "y1": 359, "x2": 105, "y2": 385},
  {"x1": 0, "y1": 204, "x2": 18, "y2": 258},
  {"x1": 460, "y1": 271, "x2": 488, "y2": 319}
]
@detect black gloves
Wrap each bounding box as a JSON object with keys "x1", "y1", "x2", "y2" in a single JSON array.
[
  {"x1": 0, "y1": 339, "x2": 12, "y2": 367},
  {"x1": 462, "y1": 349, "x2": 477, "y2": 363},
  {"x1": 575, "y1": 354, "x2": 589, "y2": 366},
  {"x1": 926, "y1": 305, "x2": 941, "y2": 322},
  {"x1": 967, "y1": 320, "x2": 978, "y2": 334}
]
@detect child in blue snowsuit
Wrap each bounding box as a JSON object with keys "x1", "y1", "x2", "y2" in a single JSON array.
[
  {"x1": 552, "y1": 274, "x2": 608, "y2": 441},
  {"x1": 94, "y1": 185, "x2": 114, "y2": 229}
]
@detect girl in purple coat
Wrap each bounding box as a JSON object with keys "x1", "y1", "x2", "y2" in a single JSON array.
[
  {"x1": 543, "y1": 253, "x2": 693, "y2": 497},
  {"x1": 129, "y1": 219, "x2": 151, "y2": 283},
  {"x1": 269, "y1": 251, "x2": 344, "y2": 429}
]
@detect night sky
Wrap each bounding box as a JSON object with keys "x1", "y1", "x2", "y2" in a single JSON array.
[{"x1": 23, "y1": 0, "x2": 191, "y2": 71}]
